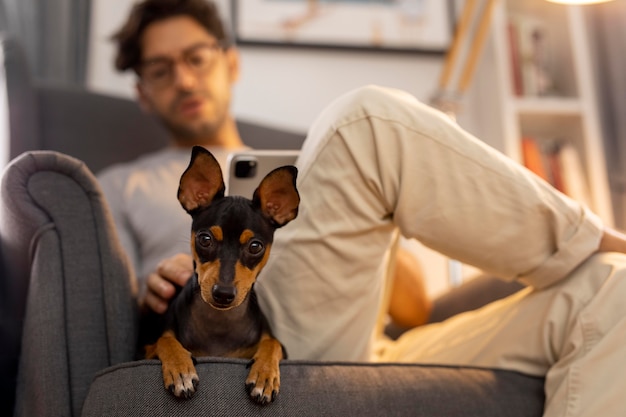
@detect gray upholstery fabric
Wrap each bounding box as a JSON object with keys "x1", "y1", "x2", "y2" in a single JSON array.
[
  {"x1": 429, "y1": 275, "x2": 525, "y2": 324},
  {"x1": 0, "y1": 33, "x2": 305, "y2": 174},
  {"x1": 35, "y1": 83, "x2": 304, "y2": 173},
  {"x1": 36, "y1": 84, "x2": 170, "y2": 173},
  {"x1": 0, "y1": 236, "x2": 19, "y2": 413},
  {"x1": 1, "y1": 36, "x2": 39, "y2": 159},
  {"x1": 0, "y1": 151, "x2": 138, "y2": 416},
  {"x1": 388, "y1": 276, "x2": 525, "y2": 339},
  {"x1": 83, "y1": 358, "x2": 545, "y2": 417}
]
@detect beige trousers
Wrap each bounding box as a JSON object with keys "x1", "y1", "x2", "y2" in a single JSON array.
[{"x1": 256, "y1": 85, "x2": 625, "y2": 416}]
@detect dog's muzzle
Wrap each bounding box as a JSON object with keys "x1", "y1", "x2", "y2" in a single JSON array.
[{"x1": 211, "y1": 284, "x2": 237, "y2": 307}]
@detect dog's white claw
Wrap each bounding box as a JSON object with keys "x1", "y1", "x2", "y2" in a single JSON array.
[
  {"x1": 166, "y1": 369, "x2": 199, "y2": 399},
  {"x1": 251, "y1": 386, "x2": 264, "y2": 399},
  {"x1": 249, "y1": 386, "x2": 274, "y2": 405},
  {"x1": 246, "y1": 373, "x2": 279, "y2": 404}
]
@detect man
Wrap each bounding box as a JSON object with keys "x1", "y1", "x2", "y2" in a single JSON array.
[
  {"x1": 99, "y1": 0, "x2": 246, "y2": 311},
  {"x1": 102, "y1": 1, "x2": 626, "y2": 415},
  {"x1": 99, "y1": 0, "x2": 430, "y2": 325}
]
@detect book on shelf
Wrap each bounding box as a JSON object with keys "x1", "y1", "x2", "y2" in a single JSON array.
[
  {"x1": 521, "y1": 136, "x2": 549, "y2": 181},
  {"x1": 507, "y1": 13, "x2": 555, "y2": 97},
  {"x1": 507, "y1": 20, "x2": 524, "y2": 96},
  {"x1": 521, "y1": 136, "x2": 592, "y2": 208},
  {"x1": 558, "y1": 142, "x2": 592, "y2": 208}
]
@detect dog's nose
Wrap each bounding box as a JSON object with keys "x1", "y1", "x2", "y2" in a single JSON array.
[{"x1": 211, "y1": 284, "x2": 237, "y2": 305}]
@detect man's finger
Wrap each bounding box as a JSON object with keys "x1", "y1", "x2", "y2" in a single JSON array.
[
  {"x1": 144, "y1": 290, "x2": 168, "y2": 314},
  {"x1": 147, "y1": 272, "x2": 177, "y2": 299},
  {"x1": 156, "y1": 255, "x2": 193, "y2": 287}
]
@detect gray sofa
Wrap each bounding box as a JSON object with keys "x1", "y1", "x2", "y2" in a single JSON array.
[{"x1": 0, "y1": 35, "x2": 543, "y2": 416}]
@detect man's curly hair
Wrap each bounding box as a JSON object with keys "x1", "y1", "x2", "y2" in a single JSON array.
[{"x1": 112, "y1": 0, "x2": 231, "y2": 72}]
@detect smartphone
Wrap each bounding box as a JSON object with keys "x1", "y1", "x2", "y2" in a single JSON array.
[{"x1": 226, "y1": 150, "x2": 300, "y2": 197}]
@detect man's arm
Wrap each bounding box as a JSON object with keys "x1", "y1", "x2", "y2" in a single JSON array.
[
  {"x1": 388, "y1": 248, "x2": 432, "y2": 328},
  {"x1": 98, "y1": 169, "x2": 142, "y2": 280},
  {"x1": 598, "y1": 227, "x2": 626, "y2": 254}
]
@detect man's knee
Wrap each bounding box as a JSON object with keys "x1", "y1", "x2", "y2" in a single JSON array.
[{"x1": 342, "y1": 85, "x2": 417, "y2": 112}]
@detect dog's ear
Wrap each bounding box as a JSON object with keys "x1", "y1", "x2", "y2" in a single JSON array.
[
  {"x1": 178, "y1": 146, "x2": 226, "y2": 213},
  {"x1": 252, "y1": 166, "x2": 300, "y2": 228}
]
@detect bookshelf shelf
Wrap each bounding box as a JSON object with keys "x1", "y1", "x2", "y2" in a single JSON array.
[{"x1": 513, "y1": 97, "x2": 582, "y2": 115}]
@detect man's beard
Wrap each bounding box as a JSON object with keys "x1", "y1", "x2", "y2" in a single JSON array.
[
  {"x1": 155, "y1": 90, "x2": 225, "y2": 145},
  {"x1": 157, "y1": 115, "x2": 217, "y2": 144}
]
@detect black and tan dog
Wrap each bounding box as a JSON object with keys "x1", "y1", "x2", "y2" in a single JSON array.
[{"x1": 145, "y1": 146, "x2": 299, "y2": 404}]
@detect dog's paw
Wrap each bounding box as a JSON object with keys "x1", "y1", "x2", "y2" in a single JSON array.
[
  {"x1": 245, "y1": 359, "x2": 280, "y2": 405},
  {"x1": 161, "y1": 356, "x2": 199, "y2": 399}
]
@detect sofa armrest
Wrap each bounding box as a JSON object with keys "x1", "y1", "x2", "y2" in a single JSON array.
[
  {"x1": 1, "y1": 151, "x2": 139, "y2": 416},
  {"x1": 83, "y1": 358, "x2": 544, "y2": 416}
]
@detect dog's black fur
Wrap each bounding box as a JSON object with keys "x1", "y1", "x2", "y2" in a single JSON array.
[{"x1": 144, "y1": 146, "x2": 299, "y2": 404}]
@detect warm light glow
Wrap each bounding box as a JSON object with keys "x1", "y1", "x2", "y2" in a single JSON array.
[{"x1": 546, "y1": 0, "x2": 614, "y2": 4}]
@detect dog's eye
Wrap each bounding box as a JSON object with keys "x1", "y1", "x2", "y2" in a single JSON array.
[
  {"x1": 197, "y1": 232, "x2": 213, "y2": 248},
  {"x1": 247, "y1": 240, "x2": 264, "y2": 255}
]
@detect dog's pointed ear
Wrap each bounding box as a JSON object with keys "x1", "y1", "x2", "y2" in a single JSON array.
[
  {"x1": 178, "y1": 146, "x2": 225, "y2": 213},
  {"x1": 252, "y1": 166, "x2": 300, "y2": 228}
]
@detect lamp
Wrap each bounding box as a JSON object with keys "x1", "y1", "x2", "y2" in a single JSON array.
[{"x1": 430, "y1": 0, "x2": 497, "y2": 121}]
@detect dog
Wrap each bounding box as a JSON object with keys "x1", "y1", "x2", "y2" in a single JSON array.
[{"x1": 145, "y1": 146, "x2": 300, "y2": 404}]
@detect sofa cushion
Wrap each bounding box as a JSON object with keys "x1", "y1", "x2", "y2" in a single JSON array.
[{"x1": 82, "y1": 358, "x2": 545, "y2": 416}]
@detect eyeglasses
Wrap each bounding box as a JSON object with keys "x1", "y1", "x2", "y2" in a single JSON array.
[{"x1": 137, "y1": 43, "x2": 223, "y2": 89}]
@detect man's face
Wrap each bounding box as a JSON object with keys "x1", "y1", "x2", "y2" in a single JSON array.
[{"x1": 136, "y1": 15, "x2": 239, "y2": 145}]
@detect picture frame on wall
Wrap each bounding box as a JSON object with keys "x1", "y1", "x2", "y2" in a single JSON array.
[{"x1": 232, "y1": 0, "x2": 453, "y2": 53}]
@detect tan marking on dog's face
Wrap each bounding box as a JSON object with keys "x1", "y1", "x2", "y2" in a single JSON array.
[
  {"x1": 239, "y1": 229, "x2": 254, "y2": 245},
  {"x1": 231, "y1": 242, "x2": 272, "y2": 306},
  {"x1": 196, "y1": 258, "x2": 221, "y2": 305},
  {"x1": 190, "y1": 230, "x2": 272, "y2": 309},
  {"x1": 190, "y1": 232, "x2": 221, "y2": 305},
  {"x1": 210, "y1": 225, "x2": 223, "y2": 241}
]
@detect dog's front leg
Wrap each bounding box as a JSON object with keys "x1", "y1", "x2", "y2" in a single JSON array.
[
  {"x1": 146, "y1": 330, "x2": 199, "y2": 398},
  {"x1": 246, "y1": 332, "x2": 284, "y2": 404}
]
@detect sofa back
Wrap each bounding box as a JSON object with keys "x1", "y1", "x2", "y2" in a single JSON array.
[{"x1": 0, "y1": 35, "x2": 306, "y2": 174}]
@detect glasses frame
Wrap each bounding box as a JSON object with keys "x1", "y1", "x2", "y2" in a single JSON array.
[{"x1": 136, "y1": 41, "x2": 226, "y2": 89}]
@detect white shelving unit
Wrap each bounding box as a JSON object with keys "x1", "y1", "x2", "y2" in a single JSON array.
[
  {"x1": 486, "y1": 0, "x2": 614, "y2": 225},
  {"x1": 417, "y1": 0, "x2": 615, "y2": 293},
  {"x1": 459, "y1": 0, "x2": 613, "y2": 223}
]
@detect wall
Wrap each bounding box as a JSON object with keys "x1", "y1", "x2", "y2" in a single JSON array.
[{"x1": 87, "y1": 0, "x2": 447, "y2": 133}]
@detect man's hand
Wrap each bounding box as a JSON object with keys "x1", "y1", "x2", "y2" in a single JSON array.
[{"x1": 140, "y1": 253, "x2": 193, "y2": 314}]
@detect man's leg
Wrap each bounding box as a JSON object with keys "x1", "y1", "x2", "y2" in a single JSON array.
[
  {"x1": 378, "y1": 252, "x2": 626, "y2": 417},
  {"x1": 256, "y1": 85, "x2": 604, "y2": 361}
]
